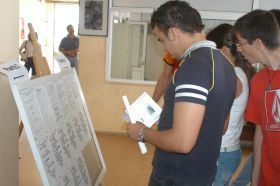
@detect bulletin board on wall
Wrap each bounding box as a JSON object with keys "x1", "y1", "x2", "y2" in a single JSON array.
[{"x1": 11, "y1": 68, "x2": 106, "y2": 186}]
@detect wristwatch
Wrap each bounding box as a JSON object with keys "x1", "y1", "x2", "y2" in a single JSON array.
[{"x1": 137, "y1": 126, "x2": 146, "y2": 143}]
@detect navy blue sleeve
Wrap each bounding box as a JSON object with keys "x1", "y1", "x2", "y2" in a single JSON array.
[
  {"x1": 59, "y1": 38, "x2": 65, "y2": 49},
  {"x1": 173, "y1": 55, "x2": 212, "y2": 105},
  {"x1": 75, "y1": 37, "x2": 79, "y2": 48}
]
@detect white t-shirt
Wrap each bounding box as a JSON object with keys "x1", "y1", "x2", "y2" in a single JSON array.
[
  {"x1": 221, "y1": 67, "x2": 249, "y2": 148},
  {"x1": 19, "y1": 40, "x2": 34, "y2": 59}
]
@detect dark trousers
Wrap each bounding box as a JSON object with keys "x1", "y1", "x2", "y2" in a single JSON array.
[
  {"x1": 24, "y1": 57, "x2": 36, "y2": 76},
  {"x1": 148, "y1": 171, "x2": 213, "y2": 186}
]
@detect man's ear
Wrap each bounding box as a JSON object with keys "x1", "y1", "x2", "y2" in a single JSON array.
[
  {"x1": 168, "y1": 31, "x2": 174, "y2": 41},
  {"x1": 168, "y1": 28, "x2": 177, "y2": 41},
  {"x1": 254, "y1": 38, "x2": 264, "y2": 49}
]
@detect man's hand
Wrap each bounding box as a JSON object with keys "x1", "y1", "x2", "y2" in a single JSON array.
[
  {"x1": 127, "y1": 122, "x2": 146, "y2": 141},
  {"x1": 60, "y1": 48, "x2": 78, "y2": 57},
  {"x1": 68, "y1": 49, "x2": 79, "y2": 57}
]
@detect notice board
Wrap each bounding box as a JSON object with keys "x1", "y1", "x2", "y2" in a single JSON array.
[{"x1": 12, "y1": 68, "x2": 106, "y2": 186}]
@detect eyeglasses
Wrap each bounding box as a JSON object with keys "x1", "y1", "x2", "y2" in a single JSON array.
[{"x1": 236, "y1": 41, "x2": 248, "y2": 47}]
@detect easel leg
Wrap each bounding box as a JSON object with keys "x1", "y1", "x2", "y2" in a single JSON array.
[{"x1": 19, "y1": 121, "x2": 24, "y2": 138}]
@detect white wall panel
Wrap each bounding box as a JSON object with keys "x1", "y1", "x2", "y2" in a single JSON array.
[
  {"x1": 0, "y1": 0, "x2": 19, "y2": 185},
  {"x1": 113, "y1": 0, "x2": 253, "y2": 13},
  {"x1": 112, "y1": 0, "x2": 164, "y2": 8},
  {"x1": 259, "y1": 0, "x2": 280, "y2": 10},
  {"x1": 188, "y1": 0, "x2": 253, "y2": 12}
]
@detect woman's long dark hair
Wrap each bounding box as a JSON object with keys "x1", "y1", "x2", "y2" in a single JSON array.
[{"x1": 206, "y1": 23, "x2": 256, "y2": 86}]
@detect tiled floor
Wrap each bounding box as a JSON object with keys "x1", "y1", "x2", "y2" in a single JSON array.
[{"x1": 19, "y1": 131, "x2": 252, "y2": 186}]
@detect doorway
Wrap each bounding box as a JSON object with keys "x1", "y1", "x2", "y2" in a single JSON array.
[{"x1": 53, "y1": 4, "x2": 79, "y2": 55}]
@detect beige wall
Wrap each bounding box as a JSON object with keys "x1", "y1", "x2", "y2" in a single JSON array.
[
  {"x1": 0, "y1": 1, "x2": 19, "y2": 60},
  {"x1": 78, "y1": 36, "x2": 158, "y2": 133},
  {"x1": 0, "y1": 0, "x2": 19, "y2": 186}
]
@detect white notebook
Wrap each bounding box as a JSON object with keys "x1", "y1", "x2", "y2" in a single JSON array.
[{"x1": 121, "y1": 92, "x2": 162, "y2": 128}]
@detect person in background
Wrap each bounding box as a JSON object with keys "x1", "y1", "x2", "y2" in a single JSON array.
[
  {"x1": 152, "y1": 52, "x2": 181, "y2": 102},
  {"x1": 233, "y1": 9, "x2": 280, "y2": 186},
  {"x1": 231, "y1": 8, "x2": 280, "y2": 186},
  {"x1": 19, "y1": 32, "x2": 38, "y2": 76},
  {"x1": 59, "y1": 24, "x2": 79, "y2": 69},
  {"x1": 270, "y1": 9, "x2": 280, "y2": 22},
  {"x1": 231, "y1": 153, "x2": 253, "y2": 186},
  {"x1": 206, "y1": 23, "x2": 256, "y2": 186},
  {"x1": 127, "y1": 1, "x2": 237, "y2": 185}
]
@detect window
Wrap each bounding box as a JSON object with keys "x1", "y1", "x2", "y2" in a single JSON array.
[{"x1": 106, "y1": 4, "x2": 247, "y2": 84}]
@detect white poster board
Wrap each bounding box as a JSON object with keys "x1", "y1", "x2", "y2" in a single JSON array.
[
  {"x1": 53, "y1": 53, "x2": 71, "y2": 73},
  {"x1": 11, "y1": 68, "x2": 106, "y2": 186}
]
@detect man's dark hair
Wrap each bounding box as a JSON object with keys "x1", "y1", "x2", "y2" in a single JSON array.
[
  {"x1": 270, "y1": 9, "x2": 280, "y2": 25},
  {"x1": 150, "y1": 0, "x2": 204, "y2": 36},
  {"x1": 233, "y1": 9, "x2": 280, "y2": 49},
  {"x1": 67, "y1": 24, "x2": 73, "y2": 31}
]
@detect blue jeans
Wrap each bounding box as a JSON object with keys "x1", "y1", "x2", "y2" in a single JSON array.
[
  {"x1": 231, "y1": 153, "x2": 253, "y2": 186},
  {"x1": 66, "y1": 56, "x2": 78, "y2": 68},
  {"x1": 213, "y1": 149, "x2": 241, "y2": 186},
  {"x1": 148, "y1": 171, "x2": 213, "y2": 186}
]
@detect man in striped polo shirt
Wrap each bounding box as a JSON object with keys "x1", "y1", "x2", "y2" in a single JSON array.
[{"x1": 127, "y1": 1, "x2": 236, "y2": 185}]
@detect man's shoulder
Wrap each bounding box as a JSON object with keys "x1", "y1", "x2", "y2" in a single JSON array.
[
  {"x1": 74, "y1": 36, "x2": 79, "y2": 42},
  {"x1": 67, "y1": 36, "x2": 79, "y2": 41},
  {"x1": 184, "y1": 49, "x2": 214, "y2": 70},
  {"x1": 60, "y1": 36, "x2": 68, "y2": 42},
  {"x1": 251, "y1": 68, "x2": 265, "y2": 82}
]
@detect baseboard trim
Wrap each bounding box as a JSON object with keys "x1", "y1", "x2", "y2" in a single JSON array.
[{"x1": 95, "y1": 130, "x2": 127, "y2": 136}]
